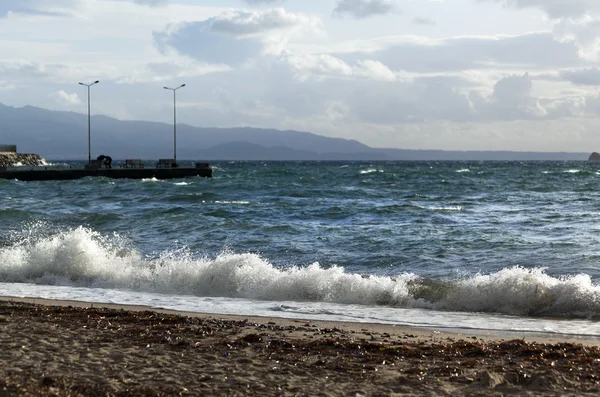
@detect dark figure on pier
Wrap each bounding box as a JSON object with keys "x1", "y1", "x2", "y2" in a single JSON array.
[{"x1": 96, "y1": 154, "x2": 112, "y2": 169}]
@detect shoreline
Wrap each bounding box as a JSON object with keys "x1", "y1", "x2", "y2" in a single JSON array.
[
  {"x1": 2, "y1": 295, "x2": 599, "y2": 346},
  {"x1": 1, "y1": 297, "x2": 600, "y2": 395}
]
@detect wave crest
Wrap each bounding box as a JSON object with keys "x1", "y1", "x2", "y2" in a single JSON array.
[{"x1": 0, "y1": 227, "x2": 599, "y2": 319}]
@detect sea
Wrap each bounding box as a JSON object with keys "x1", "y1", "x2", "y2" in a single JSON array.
[{"x1": 1, "y1": 160, "x2": 600, "y2": 339}]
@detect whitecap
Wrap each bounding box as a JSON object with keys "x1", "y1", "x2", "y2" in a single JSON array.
[
  {"x1": 142, "y1": 177, "x2": 164, "y2": 183},
  {"x1": 360, "y1": 169, "x2": 383, "y2": 174},
  {"x1": 428, "y1": 206, "x2": 463, "y2": 211}
]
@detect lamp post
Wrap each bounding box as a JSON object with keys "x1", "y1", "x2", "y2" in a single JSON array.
[
  {"x1": 163, "y1": 84, "x2": 186, "y2": 164},
  {"x1": 79, "y1": 80, "x2": 100, "y2": 164}
]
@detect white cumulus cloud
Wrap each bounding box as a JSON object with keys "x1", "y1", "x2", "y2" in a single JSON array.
[
  {"x1": 49, "y1": 90, "x2": 81, "y2": 105},
  {"x1": 154, "y1": 8, "x2": 322, "y2": 66}
]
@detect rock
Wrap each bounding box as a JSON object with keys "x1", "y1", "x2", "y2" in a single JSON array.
[
  {"x1": 0, "y1": 153, "x2": 45, "y2": 168},
  {"x1": 589, "y1": 152, "x2": 600, "y2": 162}
]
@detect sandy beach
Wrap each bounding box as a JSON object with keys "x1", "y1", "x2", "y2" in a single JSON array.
[{"x1": 0, "y1": 297, "x2": 598, "y2": 396}]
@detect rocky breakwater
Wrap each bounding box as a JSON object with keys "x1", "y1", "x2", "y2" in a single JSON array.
[{"x1": 0, "y1": 153, "x2": 44, "y2": 168}]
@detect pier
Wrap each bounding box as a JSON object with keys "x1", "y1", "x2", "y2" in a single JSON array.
[{"x1": 0, "y1": 163, "x2": 212, "y2": 181}]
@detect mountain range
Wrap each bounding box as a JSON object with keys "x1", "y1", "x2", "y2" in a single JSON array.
[{"x1": 0, "y1": 103, "x2": 590, "y2": 161}]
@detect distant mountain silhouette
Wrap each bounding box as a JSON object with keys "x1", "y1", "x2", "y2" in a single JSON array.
[
  {"x1": 0, "y1": 103, "x2": 590, "y2": 160},
  {"x1": 0, "y1": 103, "x2": 372, "y2": 159},
  {"x1": 196, "y1": 142, "x2": 390, "y2": 161}
]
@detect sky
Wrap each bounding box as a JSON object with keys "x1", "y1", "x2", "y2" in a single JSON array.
[{"x1": 2, "y1": 0, "x2": 600, "y2": 151}]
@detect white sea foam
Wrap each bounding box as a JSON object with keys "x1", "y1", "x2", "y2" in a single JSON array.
[
  {"x1": 8, "y1": 159, "x2": 63, "y2": 167},
  {"x1": 566, "y1": 169, "x2": 581, "y2": 173},
  {"x1": 0, "y1": 226, "x2": 413, "y2": 304},
  {"x1": 456, "y1": 169, "x2": 470, "y2": 173},
  {"x1": 40, "y1": 159, "x2": 68, "y2": 167},
  {"x1": 416, "y1": 205, "x2": 463, "y2": 211},
  {"x1": 142, "y1": 177, "x2": 164, "y2": 183},
  {"x1": 430, "y1": 267, "x2": 600, "y2": 317},
  {"x1": 1, "y1": 226, "x2": 599, "y2": 320},
  {"x1": 360, "y1": 169, "x2": 383, "y2": 174},
  {"x1": 174, "y1": 182, "x2": 191, "y2": 186}
]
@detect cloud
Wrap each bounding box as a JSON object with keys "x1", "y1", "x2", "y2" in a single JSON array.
[
  {"x1": 478, "y1": 3, "x2": 600, "y2": 61},
  {"x1": 413, "y1": 17, "x2": 436, "y2": 26},
  {"x1": 355, "y1": 59, "x2": 397, "y2": 81},
  {"x1": 476, "y1": 73, "x2": 548, "y2": 120},
  {"x1": 152, "y1": 24, "x2": 594, "y2": 132},
  {"x1": 154, "y1": 8, "x2": 322, "y2": 66},
  {"x1": 133, "y1": 0, "x2": 168, "y2": 6},
  {"x1": 282, "y1": 52, "x2": 401, "y2": 83},
  {"x1": 154, "y1": 22, "x2": 263, "y2": 66},
  {"x1": 584, "y1": 93, "x2": 600, "y2": 114},
  {"x1": 561, "y1": 68, "x2": 600, "y2": 85},
  {"x1": 243, "y1": 0, "x2": 285, "y2": 4},
  {"x1": 333, "y1": 0, "x2": 396, "y2": 19},
  {"x1": 0, "y1": 0, "x2": 170, "y2": 17},
  {"x1": 347, "y1": 79, "x2": 473, "y2": 124},
  {"x1": 0, "y1": 60, "x2": 66, "y2": 79},
  {"x1": 244, "y1": 54, "x2": 537, "y2": 125},
  {"x1": 478, "y1": 0, "x2": 600, "y2": 19},
  {"x1": 0, "y1": 0, "x2": 78, "y2": 17},
  {"x1": 49, "y1": 90, "x2": 81, "y2": 105},
  {"x1": 350, "y1": 71, "x2": 584, "y2": 125},
  {"x1": 553, "y1": 17, "x2": 600, "y2": 61},
  {"x1": 209, "y1": 8, "x2": 314, "y2": 35},
  {"x1": 259, "y1": 54, "x2": 582, "y2": 125},
  {"x1": 338, "y1": 33, "x2": 583, "y2": 73},
  {"x1": 117, "y1": 58, "x2": 231, "y2": 84}
]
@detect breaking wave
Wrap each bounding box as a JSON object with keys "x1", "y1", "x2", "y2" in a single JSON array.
[{"x1": 0, "y1": 225, "x2": 599, "y2": 319}]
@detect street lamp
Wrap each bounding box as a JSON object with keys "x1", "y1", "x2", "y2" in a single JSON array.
[
  {"x1": 79, "y1": 80, "x2": 100, "y2": 164},
  {"x1": 163, "y1": 84, "x2": 186, "y2": 164}
]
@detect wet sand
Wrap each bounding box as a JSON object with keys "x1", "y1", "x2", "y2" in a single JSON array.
[{"x1": 0, "y1": 297, "x2": 599, "y2": 396}]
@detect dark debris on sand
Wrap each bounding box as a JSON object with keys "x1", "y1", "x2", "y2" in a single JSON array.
[{"x1": 0, "y1": 300, "x2": 599, "y2": 396}]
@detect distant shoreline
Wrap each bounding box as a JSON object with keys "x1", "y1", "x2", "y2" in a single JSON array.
[
  {"x1": 14, "y1": 157, "x2": 596, "y2": 163},
  {"x1": 0, "y1": 103, "x2": 593, "y2": 161}
]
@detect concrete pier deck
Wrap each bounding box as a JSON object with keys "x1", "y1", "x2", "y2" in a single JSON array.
[{"x1": 0, "y1": 166, "x2": 212, "y2": 181}]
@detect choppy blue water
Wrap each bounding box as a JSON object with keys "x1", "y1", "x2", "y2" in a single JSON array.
[{"x1": 1, "y1": 160, "x2": 600, "y2": 337}]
